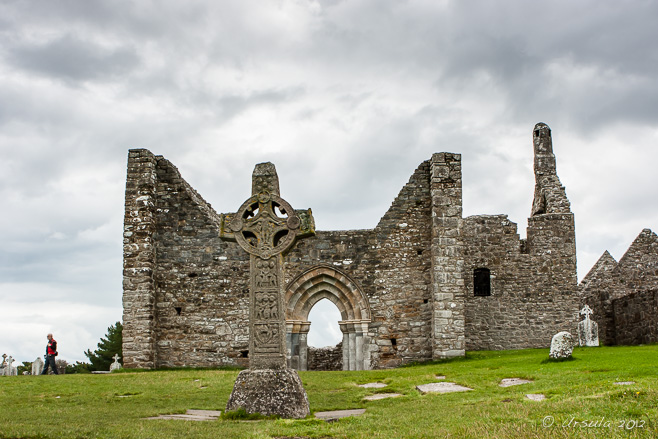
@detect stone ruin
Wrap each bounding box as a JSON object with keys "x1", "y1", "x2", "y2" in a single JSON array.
[
  {"x1": 579, "y1": 229, "x2": 658, "y2": 346},
  {"x1": 121, "y1": 123, "x2": 657, "y2": 371}
]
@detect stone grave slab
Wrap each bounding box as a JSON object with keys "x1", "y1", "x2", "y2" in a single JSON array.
[
  {"x1": 315, "y1": 409, "x2": 366, "y2": 420},
  {"x1": 614, "y1": 381, "x2": 636, "y2": 385},
  {"x1": 435, "y1": 375, "x2": 446, "y2": 380},
  {"x1": 416, "y1": 382, "x2": 472, "y2": 394},
  {"x1": 363, "y1": 393, "x2": 402, "y2": 401},
  {"x1": 358, "y1": 382, "x2": 387, "y2": 388},
  {"x1": 499, "y1": 378, "x2": 533, "y2": 387},
  {"x1": 525, "y1": 394, "x2": 546, "y2": 401},
  {"x1": 146, "y1": 409, "x2": 222, "y2": 421}
]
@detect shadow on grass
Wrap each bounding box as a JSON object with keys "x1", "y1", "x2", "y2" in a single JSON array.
[{"x1": 540, "y1": 356, "x2": 578, "y2": 364}]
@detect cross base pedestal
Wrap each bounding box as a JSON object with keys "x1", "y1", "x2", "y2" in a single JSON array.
[{"x1": 225, "y1": 368, "x2": 310, "y2": 419}]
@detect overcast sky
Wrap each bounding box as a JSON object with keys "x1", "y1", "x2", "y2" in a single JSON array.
[{"x1": 1, "y1": 0, "x2": 657, "y2": 364}]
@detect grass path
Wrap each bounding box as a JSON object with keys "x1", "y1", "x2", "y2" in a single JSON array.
[{"x1": 1, "y1": 345, "x2": 656, "y2": 438}]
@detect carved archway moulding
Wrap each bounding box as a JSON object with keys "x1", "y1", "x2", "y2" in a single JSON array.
[
  {"x1": 285, "y1": 265, "x2": 371, "y2": 322},
  {"x1": 284, "y1": 265, "x2": 372, "y2": 371}
]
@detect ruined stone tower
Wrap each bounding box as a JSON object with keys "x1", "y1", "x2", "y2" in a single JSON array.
[{"x1": 122, "y1": 123, "x2": 583, "y2": 370}]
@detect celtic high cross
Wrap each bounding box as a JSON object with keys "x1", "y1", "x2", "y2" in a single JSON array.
[{"x1": 220, "y1": 162, "x2": 315, "y2": 370}]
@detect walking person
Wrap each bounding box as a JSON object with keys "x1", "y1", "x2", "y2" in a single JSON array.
[{"x1": 41, "y1": 333, "x2": 59, "y2": 375}]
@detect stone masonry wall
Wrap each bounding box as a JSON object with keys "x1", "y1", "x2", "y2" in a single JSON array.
[
  {"x1": 307, "y1": 342, "x2": 343, "y2": 371},
  {"x1": 284, "y1": 160, "x2": 434, "y2": 368},
  {"x1": 429, "y1": 153, "x2": 466, "y2": 359},
  {"x1": 150, "y1": 156, "x2": 250, "y2": 368},
  {"x1": 612, "y1": 290, "x2": 658, "y2": 345},
  {"x1": 463, "y1": 215, "x2": 579, "y2": 350},
  {"x1": 122, "y1": 149, "x2": 158, "y2": 369}
]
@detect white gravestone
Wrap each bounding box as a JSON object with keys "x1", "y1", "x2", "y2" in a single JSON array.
[
  {"x1": 549, "y1": 331, "x2": 574, "y2": 359},
  {"x1": 4, "y1": 356, "x2": 17, "y2": 376},
  {"x1": 110, "y1": 354, "x2": 122, "y2": 372},
  {"x1": 32, "y1": 357, "x2": 45, "y2": 376},
  {"x1": 577, "y1": 305, "x2": 599, "y2": 347}
]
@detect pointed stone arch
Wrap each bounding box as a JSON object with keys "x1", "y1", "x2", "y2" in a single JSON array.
[{"x1": 285, "y1": 265, "x2": 371, "y2": 370}]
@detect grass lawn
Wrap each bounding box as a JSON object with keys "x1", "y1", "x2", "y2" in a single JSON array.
[{"x1": 1, "y1": 345, "x2": 656, "y2": 438}]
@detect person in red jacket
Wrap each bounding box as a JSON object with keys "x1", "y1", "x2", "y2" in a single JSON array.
[{"x1": 41, "y1": 333, "x2": 59, "y2": 375}]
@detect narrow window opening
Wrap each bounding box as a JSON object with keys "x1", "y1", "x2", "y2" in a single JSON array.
[
  {"x1": 474, "y1": 268, "x2": 491, "y2": 297},
  {"x1": 423, "y1": 298, "x2": 429, "y2": 304},
  {"x1": 240, "y1": 350, "x2": 249, "y2": 358},
  {"x1": 534, "y1": 129, "x2": 540, "y2": 137},
  {"x1": 417, "y1": 249, "x2": 423, "y2": 256},
  {"x1": 390, "y1": 338, "x2": 397, "y2": 347},
  {"x1": 174, "y1": 307, "x2": 182, "y2": 315},
  {"x1": 188, "y1": 272, "x2": 198, "y2": 278}
]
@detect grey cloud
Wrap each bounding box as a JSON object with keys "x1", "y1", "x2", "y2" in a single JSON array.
[{"x1": 7, "y1": 33, "x2": 140, "y2": 82}]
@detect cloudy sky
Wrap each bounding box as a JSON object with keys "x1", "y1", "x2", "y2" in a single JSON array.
[{"x1": 1, "y1": 0, "x2": 657, "y2": 364}]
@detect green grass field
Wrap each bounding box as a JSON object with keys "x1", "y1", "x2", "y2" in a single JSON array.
[{"x1": 1, "y1": 345, "x2": 656, "y2": 438}]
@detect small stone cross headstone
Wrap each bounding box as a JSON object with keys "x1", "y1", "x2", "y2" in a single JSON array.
[
  {"x1": 110, "y1": 354, "x2": 122, "y2": 372},
  {"x1": 2, "y1": 356, "x2": 17, "y2": 376},
  {"x1": 220, "y1": 162, "x2": 315, "y2": 419},
  {"x1": 577, "y1": 305, "x2": 599, "y2": 347}
]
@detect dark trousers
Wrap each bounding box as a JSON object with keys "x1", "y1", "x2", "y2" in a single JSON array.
[{"x1": 41, "y1": 355, "x2": 59, "y2": 375}]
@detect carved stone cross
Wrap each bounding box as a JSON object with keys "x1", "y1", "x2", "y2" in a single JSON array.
[
  {"x1": 113, "y1": 354, "x2": 121, "y2": 363},
  {"x1": 220, "y1": 162, "x2": 314, "y2": 417},
  {"x1": 580, "y1": 304, "x2": 593, "y2": 320}
]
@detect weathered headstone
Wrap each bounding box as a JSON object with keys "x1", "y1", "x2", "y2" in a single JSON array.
[
  {"x1": 577, "y1": 305, "x2": 599, "y2": 347},
  {"x1": 0, "y1": 354, "x2": 6, "y2": 376},
  {"x1": 549, "y1": 331, "x2": 574, "y2": 359},
  {"x1": 32, "y1": 357, "x2": 45, "y2": 376},
  {"x1": 2, "y1": 356, "x2": 17, "y2": 376},
  {"x1": 110, "y1": 354, "x2": 122, "y2": 372},
  {"x1": 220, "y1": 162, "x2": 315, "y2": 418}
]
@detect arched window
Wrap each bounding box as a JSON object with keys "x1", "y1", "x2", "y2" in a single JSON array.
[{"x1": 473, "y1": 268, "x2": 491, "y2": 296}]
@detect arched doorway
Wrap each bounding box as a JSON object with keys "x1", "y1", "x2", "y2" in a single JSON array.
[{"x1": 285, "y1": 265, "x2": 371, "y2": 371}]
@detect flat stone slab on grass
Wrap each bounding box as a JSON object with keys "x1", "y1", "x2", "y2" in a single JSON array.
[
  {"x1": 358, "y1": 382, "x2": 387, "y2": 388},
  {"x1": 614, "y1": 381, "x2": 636, "y2": 385},
  {"x1": 146, "y1": 409, "x2": 222, "y2": 421},
  {"x1": 499, "y1": 378, "x2": 533, "y2": 387},
  {"x1": 435, "y1": 375, "x2": 446, "y2": 380},
  {"x1": 363, "y1": 393, "x2": 402, "y2": 401},
  {"x1": 526, "y1": 394, "x2": 546, "y2": 401},
  {"x1": 416, "y1": 382, "x2": 472, "y2": 394},
  {"x1": 315, "y1": 409, "x2": 366, "y2": 420}
]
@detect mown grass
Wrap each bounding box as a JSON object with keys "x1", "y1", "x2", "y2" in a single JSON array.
[{"x1": 1, "y1": 345, "x2": 656, "y2": 438}]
